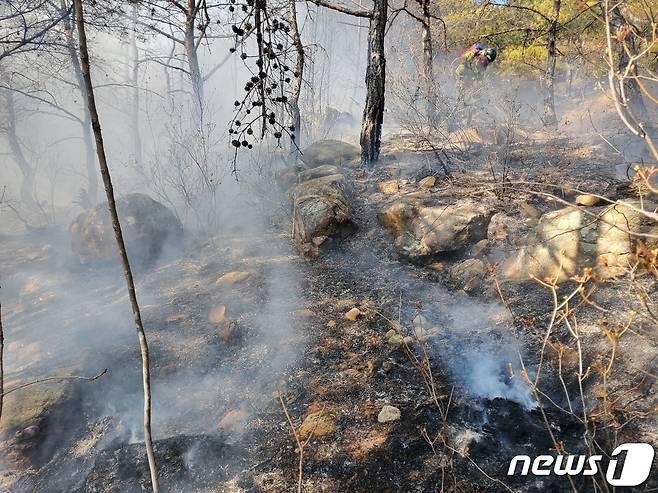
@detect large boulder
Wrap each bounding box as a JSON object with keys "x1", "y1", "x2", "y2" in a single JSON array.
[
  {"x1": 291, "y1": 173, "x2": 356, "y2": 258},
  {"x1": 378, "y1": 199, "x2": 494, "y2": 258},
  {"x1": 69, "y1": 193, "x2": 182, "y2": 265},
  {"x1": 300, "y1": 140, "x2": 360, "y2": 168},
  {"x1": 502, "y1": 201, "x2": 658, "y2": 281}
]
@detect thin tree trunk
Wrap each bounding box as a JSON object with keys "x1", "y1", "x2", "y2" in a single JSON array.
[
  {"x1": 81, "y1": 116, "x2": 96, "y2": 205},
  {"x1": 3, "y1": 89, "x2": 37, "y2": 209},
  {"x1": 130, "y1": 5, "x2": 143, "y2": 171},
  {"x1": 61, "y1": 0, "x2": 97, "y2": 206},
  {"x1": 163, "y1": 40, "x2": 176, "y2": 111},
  {"x1": 421, "y1": 0, "x2": 436, "y2": 127},
  {"x1": 184, "y1": 0, "x2": 204, "y2": 122},
  {"x1": 543, "y1": 0, "x2": 560, "y2": 128},
  {"x1": 360, "y1": 0, "x2": 387, "y2": 166},
  {"x1": 608, "y1": 3, "x2": 646, "y2": 116},
  {"x1": 288, "y1": 0, "x2": 305, "y2": 152},
  {"x1": 72, "y1": 1, "x2": 160, "y2": 491}
]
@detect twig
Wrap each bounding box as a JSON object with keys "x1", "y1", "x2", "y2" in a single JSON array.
[
  {"x1": 278, "y1": 392, "x2": 314, "y2": 493},
  {"x1": 1, "y1": 369, "x2": 108, "y2": 397}
]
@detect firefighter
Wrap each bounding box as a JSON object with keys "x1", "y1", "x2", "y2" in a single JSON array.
[
  {"x1": 455, "y1": 46, "x2": 496, "y2": 82},
  {"x1": 454, "y1": 44, "x2": 497, "y2": 123}
]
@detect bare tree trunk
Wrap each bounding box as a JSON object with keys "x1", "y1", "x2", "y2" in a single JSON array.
[
  {"x1": 163, "y1": 40, "x2": 176, "y2": 112},
  {"x1": 421, "y1": 0, "x2": 436, "y2": 127},
  {"x1": 184, "y1": 0, "x2": 204, "y2": 122},
  {"x1": 360, "y1": 0, "x2": 387, "y2": 166},
  {"x1": 130, "y1": 4, "x2": 143, "y2": 171},
  {"x1": 543, "y1": 0, "x2": 560, "y2": 128},
  {"x1": 3, "y1": 88, "x2": 37, "y2": 209},
  {"x1": 288, "y1": 0, "x2": 305, "y2": 152},
  {"x1": 61, "y1": 0, "x2": 97, "y2": 206},
  {"x1": 72, "y1": 1, "x2": 160, "y2": 491}
]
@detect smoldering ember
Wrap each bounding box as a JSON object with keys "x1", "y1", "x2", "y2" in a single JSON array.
[{"x1": 0, "y1": 0, "x2": 657, "y2": 492}]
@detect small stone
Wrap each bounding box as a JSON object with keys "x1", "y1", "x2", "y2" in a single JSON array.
[
  {"x1": 294, "y1": 308, "x2": 315, "y2": 319},
  {"x1": 387, "y1": 333, "x2": 403, "y2": 346},
  {"x1": 471, "y1": 239, "x2": 489, "y2": 258},
  {"x1": 385, "y1": 329, "x2": 403, "y2": 346},
  {"x1": 312, "y1": 235, "x2": 328, "y2": 246},
  {"x1": 377, "y1": 405, "x2": 401, "y2": 423},
  {"x1": 298, "y1": 412, "x2": 336, "y2": 437},
  {"x1": 428, "y1": 262, "x2": 445, "y2": 271},
  {"x1": 208, "y1": 305, "x2": 227, "y2": 324},
  {"x1": 575, "y1": 194, "x2": 602, "y2": 206},
  {"x1": 219, "y1": 321, "x2": 236, "y2": 342},
  {"x1": 345, "y1": 307, "x2": 361, "y2": 321},
  {"x1": 215, "y1": 271, "x2": 251, "y2": 287},
  {"x1": 326, "y1": 320, "x2": 337, "y2": 328},
  {"x1": 218, "y1": 409, "x2": 248, "y2": 431},
  {"x1": 418, "y1": 176, "x2": 437, "y2": 188},
  {"x1": 378, "y1": 179, "x2": 400, "y2": 194}
]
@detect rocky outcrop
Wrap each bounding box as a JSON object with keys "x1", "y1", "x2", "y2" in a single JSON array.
[
  {"x1": 69, "y1": 193, "x2": 182, "y2": 266},
  {"x1": 291, "y1": 170, "x2": 356, "y2": 258},
  {"x1": 300, "y1": 140, "x2": 360, "y2": 168},
  {"x1": 502, "y1": 201, "x2": 658, "y2": 281},
  {"x1": 378, "y1": 199, "x2": 494, "y2": 258}
]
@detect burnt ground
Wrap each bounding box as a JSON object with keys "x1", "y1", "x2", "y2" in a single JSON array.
[{"x1": 1, "y1": 132, "x2": 657, "y2": 492}]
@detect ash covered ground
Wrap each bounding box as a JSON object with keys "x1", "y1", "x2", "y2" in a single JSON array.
[{"x1": 2, "y1": 130, "x2": 657, "y2": 492}]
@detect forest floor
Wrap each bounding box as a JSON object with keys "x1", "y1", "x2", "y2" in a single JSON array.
[{"x1": 1, "y1": 128, "x2": 657, "y2": 492}]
